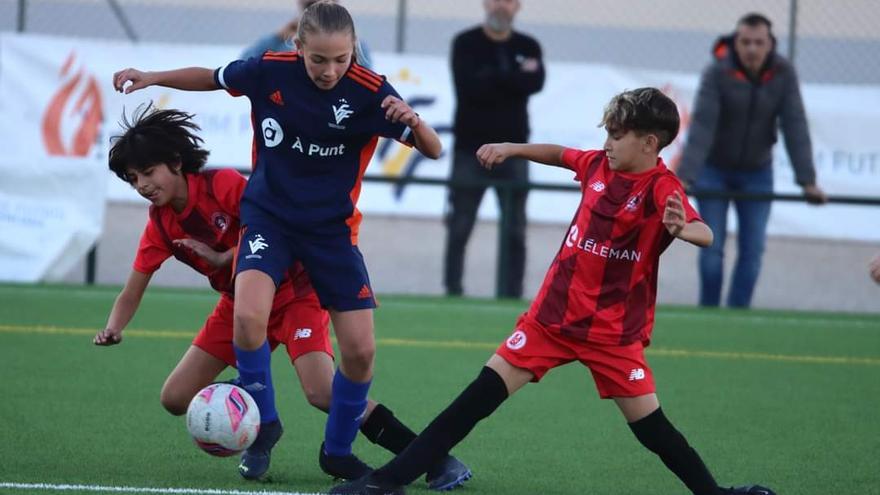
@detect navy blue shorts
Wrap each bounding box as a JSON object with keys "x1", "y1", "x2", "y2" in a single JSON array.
[{"x1": 234, "y1": 212, "x2": 376, "y2": 312}]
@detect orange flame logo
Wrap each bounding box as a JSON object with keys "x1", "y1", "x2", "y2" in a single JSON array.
[{"x1": 41, "y1": 52, "x2": 103, "y2": 156}]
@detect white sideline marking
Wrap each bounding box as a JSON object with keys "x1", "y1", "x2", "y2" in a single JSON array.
[
  {"x1": 3, "y1": 285, "x2": 877, "y2": 328},
  {"x1": 0, "y1": 481, "x2": 320, "y2": 495}
]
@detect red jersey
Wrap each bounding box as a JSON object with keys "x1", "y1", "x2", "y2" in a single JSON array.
[
  {"x1": 524, "y1": 149, "x2": 701, "y2": 346},
  {"x1": 133, "y1": 169, "x2": 246, "y2": 294}
]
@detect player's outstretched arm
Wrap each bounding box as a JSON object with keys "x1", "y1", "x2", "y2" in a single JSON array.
[
  {"x1": 94, "y1": 270, "x2": 152, "y2": 346},
  {"x1": 113, "y1": 67, "x2": 219, "y2": 94},
  {"x1": 381, "y1": 95, "x2": 442, "y2": 159},
  {"x1": 476, "y1": 143, "x2": 565, "y2": 170},
  {"x1": 662, "y1": 191, "x2": 713, "y2": 247}
]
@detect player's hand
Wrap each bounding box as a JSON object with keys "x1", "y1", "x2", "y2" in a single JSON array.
[
  {"x1": 113, "y1": 68, "x2": 154, "y2": 94},
  {"x1": 663, "y1": 191, "x2": 686, "y2": 237},
  {"x1": 519, "y1": 57, "x2": 540, "y2": 73},
  {"x1": 94, "y1": 328, "x2": 123, "y2": 346},
  {"x1": 380, "y1": 95, "x2": 420, "y2": 128},
  {"x1": 802, "y1": 184, "x2": 827, "y2": 205},
  {"x1": 173, "y1": 238, "x2": 229, "y2": 269},
  {"x1": 869, "y1": 254, "x2": 880, "y2": 284},
  {"x1": 476, "y1": 143, "x2": 514, "y2": 170}
]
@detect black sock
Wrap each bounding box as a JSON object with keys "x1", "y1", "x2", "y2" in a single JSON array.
[
  {"x1": 629, "y1": 408, "x2": 722, "y2": 495},
  {"x1": 373, "y1": 366, "x2": 509, "y2": 486},
  {"x1": 360, "y1": 403, "x2": 417, "y2": 455}
]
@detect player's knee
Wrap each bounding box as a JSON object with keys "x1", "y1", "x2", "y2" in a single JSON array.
[
  {"x1": 159, "y1": 388, "x2": 189, "y2": 416},
  {"x1": 233, "y1": 308, "x2": 268, "y2": 349},
  {"x1": 303, "y1": 386, "x2": 331, "y2": 412},
  {"x1": 339, "y1": 341, "x2": 375, "y2": 378}
]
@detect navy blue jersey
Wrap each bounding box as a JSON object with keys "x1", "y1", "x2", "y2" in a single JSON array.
[{"x1": 215, "y1": 52, "x2": 413, "y2": 241}]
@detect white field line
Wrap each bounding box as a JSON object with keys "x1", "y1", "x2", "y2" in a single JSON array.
[
  {"x1": 1, "y1": 324, "x2": 878, "y2": 366},
  {"x1": 0, "y1": 482, "x2": 320, "y2": 495},
  {"x1": 2, "y1": 285, "x2": 877, "y2": 329}
]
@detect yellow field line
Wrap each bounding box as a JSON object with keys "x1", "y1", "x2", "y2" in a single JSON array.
[{"x1": 2, "y1": 324, "x2": 878, "y2": 367}]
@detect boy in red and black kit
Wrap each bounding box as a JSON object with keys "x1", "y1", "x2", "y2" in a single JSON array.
[
  {"x1": 95, "y1": 105, "x2": 468, "y2": 487},
  {"x1": 332, "y1": 88, "x2": 774, "y2": 495}
]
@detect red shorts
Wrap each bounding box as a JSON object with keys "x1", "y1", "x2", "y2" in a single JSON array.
[
  {"x1": 192, "y1": 287, "x2": 333, "y2": 368},
  {"x1": 495, "y1": 316, "x2": 655, "y2": 399}
]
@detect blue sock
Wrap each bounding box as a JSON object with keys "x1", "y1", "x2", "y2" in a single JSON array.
[
  {"x1": 324, "y1": 369, "x2": 371, "y2": 456},
  {"x1": 234, "y1": 341, "x2": 278, "y2": 424}
]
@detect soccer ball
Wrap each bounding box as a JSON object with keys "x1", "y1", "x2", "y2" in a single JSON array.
[{"x1": 186, "y1": 383, "x2": 260, "y2": 457}]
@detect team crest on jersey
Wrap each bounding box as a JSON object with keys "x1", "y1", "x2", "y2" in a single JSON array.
[
  {"x1": 329, "y1": 98, "x2": 354, "y2": 129},
  {"x1": 589, "y1": 180, "x2": 606, "y2": 192},
  {"x1": 506, "y1": 330, "x2": 527, "y2": 350},
  {"x1": 211, "y1": 212, "x2": 230, "y2": 233},
  {"x1": 625, "y1": 194, "x2": 642, "y2": 212}
]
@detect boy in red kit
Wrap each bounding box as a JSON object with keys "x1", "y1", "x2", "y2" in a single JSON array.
[
  {"x1": 94, "y1": 105, "x2": 468, "y2": 487},
  {"x1": 332, "y1": 88, "x2": 774, "y2": 495}
]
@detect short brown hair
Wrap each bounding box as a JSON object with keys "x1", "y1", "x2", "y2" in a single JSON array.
[{"x1": 599, "y1": 87, "x2": 680, "y2": 151}]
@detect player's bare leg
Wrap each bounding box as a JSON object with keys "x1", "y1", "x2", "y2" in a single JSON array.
[
  {"x1": 160, "y1": 345, "x2": 227, "y2": 415},
  {"x1": 485, "y1": 353, "x2": 535, "y2": 395},
  {"x1": 233, "y1": 269, "x2": 283, "y2": 480},
  {"x1": 330, "y1": 309, "x2": 375, "y2": 382}
]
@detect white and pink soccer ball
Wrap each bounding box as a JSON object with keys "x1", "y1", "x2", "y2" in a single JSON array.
[{"x1": 186, "y1": 383, "x2": 260, "y2": 457}]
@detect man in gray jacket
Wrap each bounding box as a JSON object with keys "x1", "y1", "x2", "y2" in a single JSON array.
[{"x1": 678, "y1": 12, "x2": 826, "y2": 308}]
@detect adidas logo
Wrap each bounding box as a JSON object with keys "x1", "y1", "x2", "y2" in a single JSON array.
[
  {"x1": 269, "y1": 90, "x2": 284, "y2": 106},
  {"x1": 358, "y1": 284, "x2": 372, "y2": 299},
  {"x1": 628, "y1": 368, "x2": 646, "y2": 381}
]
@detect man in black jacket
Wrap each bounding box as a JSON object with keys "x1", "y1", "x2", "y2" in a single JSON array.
[
  {"x1": 678, "y1": 13, "x2": 826, "y2": 308},
  {"x1": 443, "y1": 0, "x2": 545, "y2": 298}
]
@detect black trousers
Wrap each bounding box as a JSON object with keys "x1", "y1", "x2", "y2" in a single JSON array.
[{"x1": 443, "y1": 148, "x2": 528, "y2": 298}]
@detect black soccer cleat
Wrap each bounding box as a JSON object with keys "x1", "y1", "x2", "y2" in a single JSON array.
[
  {"x1": 724, "y1": 485, "x2": 776, "y2": 495},
  {"x1": 328, "y1": 473, "x2": 406, "y2": 495},
  {"x1": 319, "y1": 442, "x2": 374, "y2": 481},
  {"x1": 238, "y1": 419, "x2": 283, "y2": 480},
  {"x1": 425, "y1": 455, "x2": 472, "y2": 491}
]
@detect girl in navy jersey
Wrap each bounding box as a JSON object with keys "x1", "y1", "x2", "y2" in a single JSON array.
[
  {"x1": 332, "y1": 88, "x2": 774, "y2": 495},
  {"x1": 112, "y1": 0, "x2": 444, "y2": 484},
  {"x1": 95, "y1": 105, "x2": 466, "y2": 488}
]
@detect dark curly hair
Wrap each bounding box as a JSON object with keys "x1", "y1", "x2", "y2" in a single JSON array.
[{"x1": 108, "y1": 102, "x2": 210, "y2": 182}]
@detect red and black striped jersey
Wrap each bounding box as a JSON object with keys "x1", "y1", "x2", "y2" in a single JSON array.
[{"x1": 525, "y1": 149, "x2": 701, "y2": 346}]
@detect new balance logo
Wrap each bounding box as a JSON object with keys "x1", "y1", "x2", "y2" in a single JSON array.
[
  {"x1": 269, "y1": 90, "x2": 284, "y2": 106},
  {"x1": 590, "y1": 180, "x2": 605, "y2": 192},
  {"x1": 293, "y1": 328, "x2": 312, "y2": 340},
  {"x1": 628, "y1": 368, "x2": 646, "y2": 381},
  {"x1": 358, "y1": 284, "x2": 373, "y2": 299}
]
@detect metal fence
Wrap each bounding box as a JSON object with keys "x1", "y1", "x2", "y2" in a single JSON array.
[{"x1": 3, "y1": 0, "x2": 879, "y2": 84}]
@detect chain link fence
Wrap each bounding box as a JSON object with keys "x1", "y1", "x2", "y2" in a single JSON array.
[{"x1": 2, "y1": 0, "x2": 878, "y2": 83}]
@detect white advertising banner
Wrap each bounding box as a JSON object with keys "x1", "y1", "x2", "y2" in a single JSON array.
[
  {"x1": 1, "y1": 33, "x2": 878, "y2": 241},
  {"x1": 0, "y1": 156, "x2": 107, "y2": 281}
]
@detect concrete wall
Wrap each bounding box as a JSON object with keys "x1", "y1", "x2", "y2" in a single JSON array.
[{"x1": 63, "y1": 201, "x2": 880, "y2": 313}]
